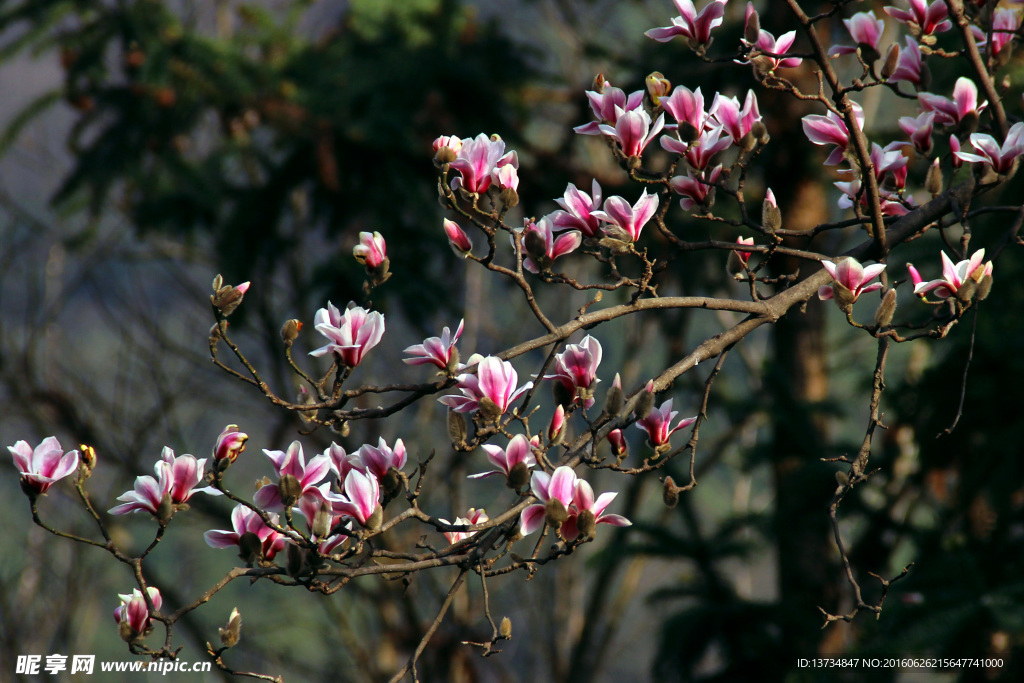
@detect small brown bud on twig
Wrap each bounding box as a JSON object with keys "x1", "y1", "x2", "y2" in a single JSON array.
[
  {"x1": 874, "y1": 289, "x2": 898, "y2": 328},
  {"x1": 499, "y1": 617, "x2": 512, "y2": 639},
  {"x1": 662, "y1": 476, "x2": 680, "y2": 508},
  {"x1": 447, "y1": 410, "x2": 468, "y2": 448},
  {"x1": 219, "y1": 608, "x2": 242, "y2": 648},
  {"x1": 925, "y1": 158, "x2": 943, "y2": 196},
  {"x1": 881, "y1": 44, "x2": 900, "y2": 79}
]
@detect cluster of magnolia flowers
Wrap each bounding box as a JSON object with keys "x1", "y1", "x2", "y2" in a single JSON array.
[{"x1": 818, "y1": 248, "x2": 995, "y2": 315}]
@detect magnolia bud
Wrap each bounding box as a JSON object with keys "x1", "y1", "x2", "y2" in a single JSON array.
[
  {"x1": 835, "y1": 471, "x2": 850, "y2": 487},
  {"x1": 477, "y1": 396, "x2": 502, "y2": 423},
  {"x1": 79, "y1": 444, "x2": 97, "y2": 472},
  {"x1": 762, "y1": 190, "x2": 781, "y2": 232},
  {"x1": 506, "y1": 461, "x2": 531, "y2": 491},
  {"x1": 156, "y1": 492, "x2": 174, "y2": 524},
  {"x1": 500, "y1": 187, "x2": 519, "y2": 208},
  {"x1": 312, "y1": 498, "x2": 333, "y2": 539},
  {"x1": 744, "y1": 11, "x2": 761, "y2": 45},
  {"x1": 645, "y1": 71, "x2": 671, "y2": 106},
  {"x1": 209, "y1": 322, "x2": 224, "y2": 346},
  {"x1": 608, "y1": 429, "x2": 628, "y2": 460},
  {"x1": 635, "y1": 382, "x2": 655, "y2": 420},
  {"x1": 443, "y1": 219, "x2": 473, "y2": 258},
  {"x1": 278, "y1": 474, "x2": 302, "y2": 507},
  {"x1": 364, "y1": 504, "x2": 383, "y2": 533},
  {"x1": 499, "y1": 616, "x2": 512, "y2": 639},
  {"x1": 957, "y1": 110, "x2": 980, "y2": 138},
  {"x1": 286, "y1": 542, "x2": 305, "y2": 578},
  {"x1": 881, "y1": 44, "x2": 900, "y2": 79},
  {"x1": 874, "y1": 289, "x2": 898, "y2": 327},
  {"x1": 382, "y1": 467, "x2": 402, "y2": 497},
  {"x1": 955, "y1": 276, "x2": 977, "y2": 303},
  {"x1": 727, "y1": 250, "x2": 748, "y2": 277},
  {"x1": 831, "y1": 281, "x2": 856, "y2": 310},
  {"x1": 662, "y1": 476, "x2": 680, "y2": 508},
  {"x1": 577, "y1": 510, "x2": 597, "y2": 540},
  {"x1": 545, "y1": 498, "x2": 568, "y2": 527},
  {"x1": 548, "y1": 405, "x2": 566, "y2": 445},
  {"x1": 976, "y1": 273, "x2": 993, "y2": 300},
  {"x1": 524, "y1": 227, "x2": 550, "y2": 270},
  {"x1": 238, "y1": 531, "x2": 262, "y2": 564},
  {"x1": 219, "y1": 608, "x2": 242, "y2": 648},
  {"x1": 925, "y1": 158, "x2": 943, "y2": 196},
  {"x1": 434, "y1": 146, "x2": 457, "y2": 165},
  {"x1": 447, "y1": 409, "x2": 468, "y2": 448},
  {"x1": 211, "y1": 280, "x2": 251, "y2": 317},
  {"x1": 677, "y1": 121, "x2": 700, "y2": 144},
  {"x1": 605, "y1": 373, "x2": 624, "y2": 415},
  {"x1": 626, "y1": 155, "x2": 642, "y2": 171},
  {"x1": 119, "y1": 618, "x2": 136, "y2": 643},
  {"x1": 280, "y1": 319, "x2": 302, "y2": 344},
  {"x1": 592, "y1": 73, "x2": 606, "y2": 93}
]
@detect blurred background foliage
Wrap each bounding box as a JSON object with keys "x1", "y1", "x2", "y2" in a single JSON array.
[{"x1": 0, "y1": 0, "x2": 1022, "y2": 681}]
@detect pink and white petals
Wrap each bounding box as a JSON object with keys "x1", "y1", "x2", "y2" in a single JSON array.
[
  {"x1": 592, "y1": 189, "x2": 660, "y2": 242},
  {"x1": 114, "y1": 587, "x2": 162, "y2": 640},
  {"x1": 331, "y1": 469, "x2": 382, "y2": 528},
  {"x1": 520, "y1": 216, "x2": 583, "y2": 273},
  {"x1": 635, "y1": 399, "x2": 697, "y2": 453},
  {"x1": 309, "y1": 302, "x2": 385, "y2": 367},
  {"x1": 214, "y1": 424, "x2": 248, "y2": 466},
  {"x1": 551, "y1": 179, "x2": 604, "y2": 238},
  {"x1": 8, "y1": 436, "x2": 80, "y2": 495},
  {"x1": 913, "y1": 249, "x2": 993, "y2": 300},
  {"x1": 470, "y1": 433, "x2": 537, "y2": 480},
  {"x1": 918, "y1": 77, "x2": 983, "y2": 127},
  {"x1": 830, "y1": 11, "x2": 885, "y2": 56},
  {"x1": 352, "y1": 231, "x2": 387, "y2": 269},
  {"x1": 645, "y1": 0, "x2": 728, "y2": 52},
  {"x1": 108, "y1": 465, "x2": 172, "y2": 517},
  {"x1": 574, "y1": 82, "x2": 645, "y2": 135},
  {"x1": 449, "y1": 133, "x2": 517, "y2": 195},
  {"x1": 161, "y1": 448, "x2": 219, "y2": 504},
  {"x1": 404, "y1": 319, "x2": 465, "y2": 371},
  {"x1": 598, "y1": 107, "x2": 666, "y2": 158},
  {"x1": 543, "y1": 335, "x2": 604, "y2": 408},
  {"x1": 953, "y1": 122, "x2": 1024, "y2": 174},
  {"x1": 884, "y1": 0, "x2": 951, "y2": 38},
  {"x1": 204, "y1": 505, "x2": 287, "y2": 561},
  {"x1": 254, "y1": 441, "x2": 332, "y2": 510},
  {"x1": 818, "y1": 257, "x2": 886, "y2": 306},
  {"x1": 438, "y1": 356, "x2": 533, "y2": 419},
  {"x1": 443, "y1": 219, "x2": 473, "y2": 258},
  {"x1": 440, "y1": 508, "x2": 489, "y2": 545}
]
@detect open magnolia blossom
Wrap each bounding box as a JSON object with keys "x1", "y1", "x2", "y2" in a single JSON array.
[
  {"x1": 741, "y1": 3, "x2": 802, "y2": 72},
  {"x1": 448, "y1": 133, "x2": 518, "y2": 195},
  {"x1": 330, "y1": 469, "x2": 381, "y2": 528},
  {"x1": 543, "y1": 335, "x2": 603, "y2": 408},
  {"x1": 109, "y1": 448, "x2": 219, "y2": 517},
  {"x1": 918, "y1": 77, "x2": 983, "y2": 127},
  {"x1": 818, "y1": 257, "x2": 886, "y2": 305},
  {"x1": 520, "y1": 466, "x2": 630, "y2": 540},
  {"x1": 830, "y1": 10, "x2": 885, "y2": 56},
  {"x1": 440, "y1": 508, "x2": 489, "y2": 545},
  {"x1": 592, "y1": 189, "x2": 660, "y2": 242},
  {"x1": 912, "y1": 249, "x2": 993, "y2": 300},
  {"x1": 114, "y1": 587, "x2": 162, "y2": 639},
  {"x1": 469, "y1": 433, "x2": 536, "y2": 482},
  {"x1": 309, "y1": 302, "x2": 385, "y2": 367},
  {"x1": 438, "y1": 355, "x2": 533, "y2": 419},
  {"x1": 884, "y1": 0, "x2": 951, "y2": 39},
  {"x1": 353, "y1": 437, "x2": 407, "y2": 481},
  {"x1": 598, "y1": 106, "x2": 666, "y2": 158},
  {"x1": 404, "y1": 319, "x2": 464, "y2": 371},
  {"x1": 550, "y1": 179, "x2": 604, "y2": 238},
  {"x1": 645, "y1": 0, "x2": 727, "y2": 50},
  {"x1": 253, "y1": 441, "x2": 331, "y2": 510},
  {"x1": 953, "y1": 122, "x2": 1024, "y2": 174},
  {"x1": 636, "y1": 399, "x2": 698, "y2": 452},
  {"x1": 518, "y1": 216, "x2": 582, "y2": 273},
  {"x1": 8, "y1": 436, "x2": 80, "y2": 495},
  {"x1": 204, "y1": 505, "x2": 287, "y2": 561},
  {"x1": 573, "y1": 81, "x2": 644, "y2": 135},
  {"x1": 802, "y1": 102, "x2": 864, "y2": 165}
]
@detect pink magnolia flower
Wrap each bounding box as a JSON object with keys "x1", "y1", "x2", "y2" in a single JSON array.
[
  {"x1": 550, "y1": 180, "x2": 603, "y2": 237},
  {"x1": 438, "y1": 356, "x2": 533, "y2": 417},
  {"x1": 331, "y1": 469, "x2": 381, "y2": 527},
  {"x1": 543, "y1": 335, "x2": 603, "y2": 408},
  {"x1": 913, "y1": 249, "x2": 993, "y2": 299},
  {"x1": 950, "y1": 134, "x2": 963, "y2": 169},
  {"x1": 352, "y1": 231, "x2": 386, "y2": 269},
  {"x1": 818, "y1": 257, "x2": 886, "y2": 303},
  {"x1": 802, "y1": 103, "x2": 864, "y2": 165},
  {"x1": 669, "y1": 165, "x2": 722, "y2": 211},
  {"x1": 309, "y1": 302, "x2": 385, "y2": 367},
  {"x1": 831, "y1": 11, "x2": 886, "y2": 55},
  {"x1": 953, "y1": 121, "x2": 1024, "y2": 174},
  {"x1": 440, "y1": 508, "x2": 489, "y2": 545},
  {"x1": 660, "y1": 85, "x2": 712, "y2": 134},
  {"x1": 591, "y1": 189, "x2": 660, "y2": 242},
  {"x1": 834, "y1": 179, "x2": 910, "y2": 216},
  {"x1": 645, "y1": 0, "x2": 728, "y2": 50},
  {"x1": 469, "y1": 433, "x2": 537, "y2": 480},
  {"x1": 608, "y1": 428, "x2": 628, "y2": 457},
  {"x1": 899, "y1": 111, "x2": 936, "y2": 155},
  {"x1": 574, "y1": 83, "x2": 645, "y2": 136},
  {"x1": 204, "y1": 505, "x2": 287, "y2": 561},
  {"x1": 109, "y1": 448, "x2": 218, "y2": 516},
  {"x1": 449, "y1": 133, "x2": 518, "y2": 195},
  {"x1": 598, "y1": 107, "x2": 666, "y2": 157},
  {"x1": 520, "y1": 466, "x2": 580, "y2": 536},
  {"x1": 636, "y1": 399, "x2": 697, "y2": 451},
  {"x1": 711, "y1": 91, "x2": 762, "y2": 144},
  {"x1": 662, "y1": 124, "x2": 733, "y2": 171},
  {"x1": 114, "y1": 587, "x2": 162, "y2": 638},
  {"x1": 984, "y1": 8, "x2": 1022, "y2": 59},
  {"x1": 492, "y1": 163, "x2": 519, "y2": 192},
  {"x1": 888, "y1": 37, "x2": 925, "y2": 89},
  {"x1": 214, "y1": 424, "x2": 248, "y2": 465},
  {"x1": 254, "y1": 441, "x2": 332, "y2": 510},
  {"x1": 741, "y1": 4, "x2": 802, "y2": 71},
  {"x1": 353, "y1": 437, "x2": 407, "y2": 481},
  {"x1": 8, "y1": 436, "x2": 79, "y2": 495},
  {"x1": 404, "y1": 319, "x2": 464, "y2": 371},
  {"x1": 559, "y1": 479, "x2": 631, "y2": 542},
  {"x1": 443, "y1": 219, "x2": 473, "y2": 258},
  {"x1": 918, "y1": 77, "x2": 983, "y2": 127},
  {"x1": 324, "y1": 442, "x2": 361, "y2": 481},
  {"x1": 884, "y1": 0, "x2": 951, "y2": 37},
  {"x1": 734, "y1": 236, "x2": 755, "y2": 267},
  {"x1": 907, "y1": 263, "x2": 925, "y2": 295},
  {"x1": 518, "y1": 216, "x2": 582, "y2": 273},
  {"x1": 548, "y1": 404, "x2": 566, "y2": 443}
]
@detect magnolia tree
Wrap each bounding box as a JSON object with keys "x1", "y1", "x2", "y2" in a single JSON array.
[{"x1": 8, "y1": 0, "x2": 1022, "y2": 679}]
